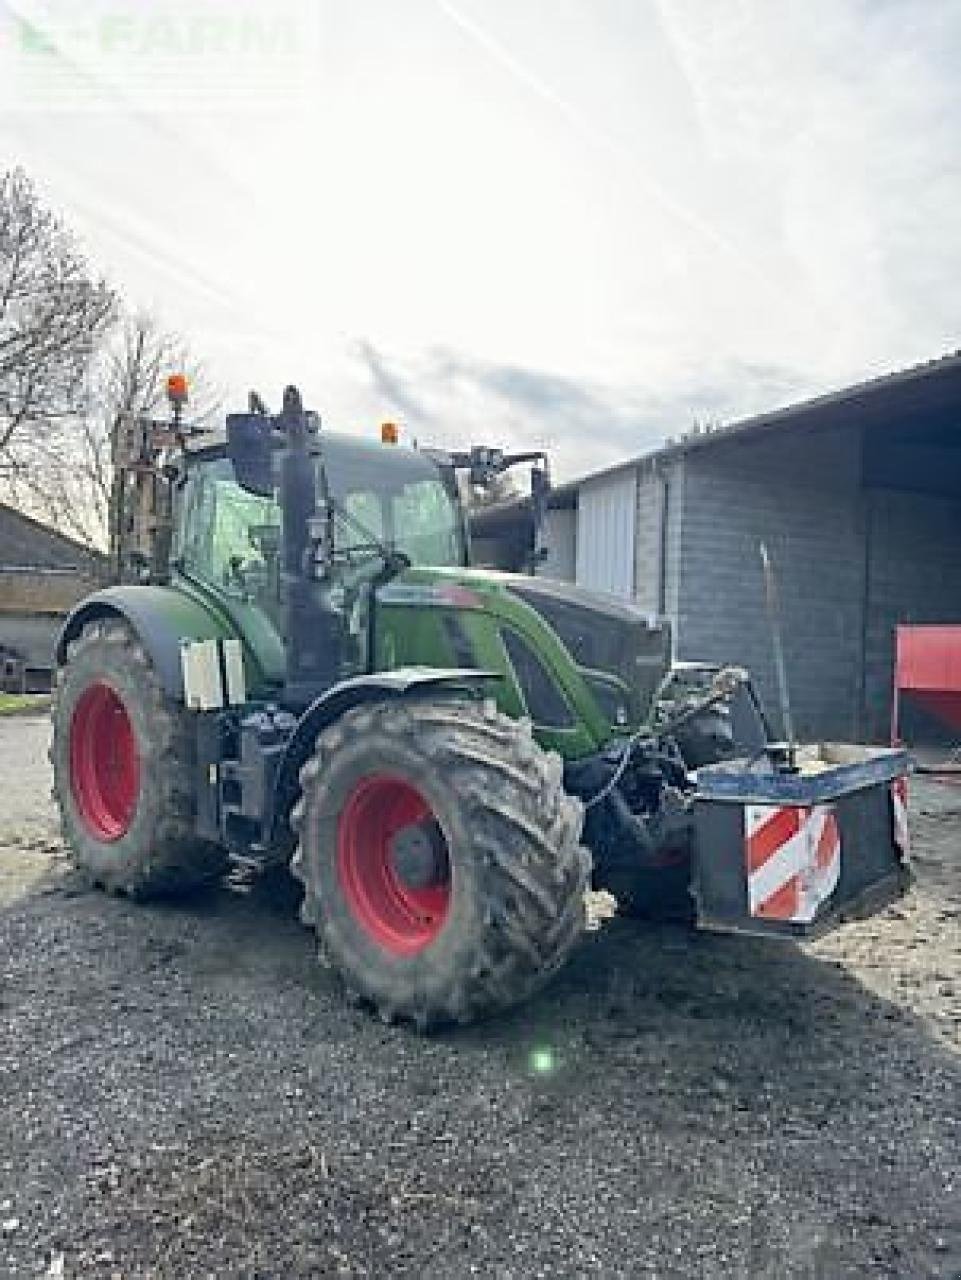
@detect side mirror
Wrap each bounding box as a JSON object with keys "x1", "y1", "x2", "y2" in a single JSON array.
[
  {"x1": 468, "y1": 446, "x2": 505, "y2": 489},
  {"x1": 226, "y1": 413, "x2": 275, "y2": 497}
]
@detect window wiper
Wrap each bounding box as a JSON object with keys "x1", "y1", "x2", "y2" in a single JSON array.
[{"x1": 331, "y1": 499, "x2": 411, "y2": 578}]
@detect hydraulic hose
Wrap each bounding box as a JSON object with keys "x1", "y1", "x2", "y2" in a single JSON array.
[{"x1": 584, "y1": 666, "x2": 747, "y2": 810}]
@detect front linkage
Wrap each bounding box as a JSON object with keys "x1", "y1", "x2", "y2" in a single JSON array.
[{"x1": 564, "y1": 664, "x2": 766, "y2": 916}]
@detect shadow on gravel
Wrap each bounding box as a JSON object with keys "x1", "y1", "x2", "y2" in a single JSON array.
[
  {"x1": 5, "y1": 859, "x2": 959, "y2": 1278},
  {"x1": 37, "y1": 857, "x2": 957, "y2": 1102},
  {"x1": 29, "y1": 859, "x2": 952, "y2": 1069}
]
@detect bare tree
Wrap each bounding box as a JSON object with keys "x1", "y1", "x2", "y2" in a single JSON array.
[
  {"x1": 53, "y1": 311, "x2": 221, "y2": 552},
  {"x1": 94, "y1": 312, "x2": 220, "y2": 552},
  {"x1": 0, "y1": 168, "x2": 116, "y2": 506},
  {"x1": 0, "y1": 170, "x2": 220, "y2": 553}
]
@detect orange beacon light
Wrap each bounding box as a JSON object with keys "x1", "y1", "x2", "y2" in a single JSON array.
[{"x1": 166, "y1": 373, "x2": 189, "y2": 407}]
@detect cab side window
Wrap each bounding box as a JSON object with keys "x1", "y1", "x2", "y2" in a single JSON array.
[
  {"x1": 393, "y1": 479, "x2": 462, "y2": 565},
  {"x1": 178, "y1": 461, "x2": 282, "y2": 616}
]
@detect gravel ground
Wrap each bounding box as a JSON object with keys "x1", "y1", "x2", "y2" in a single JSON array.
[{"x1": 0, "y1": 716, "x2": 958, "y2": 1279}]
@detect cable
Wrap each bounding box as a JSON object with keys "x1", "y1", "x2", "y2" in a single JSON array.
[
  {"x1": 584, "y1": 722, "x2": 653, "y2": 811},
  {"x1": 584, "y1": 667, "x2": 747, "y2": 810}
]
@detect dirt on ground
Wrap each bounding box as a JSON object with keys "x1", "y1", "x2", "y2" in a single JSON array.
[{"x1": 0, "y1": 715, "x2": 958, "y2": 1279}]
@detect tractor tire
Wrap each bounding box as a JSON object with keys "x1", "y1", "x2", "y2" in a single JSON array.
[
  {"x1": 50, "y1": 618, "x2": 229, "y2": 897},
  {"x1": 290, "y1": 697, "x2": 591, "y2": 1029}
]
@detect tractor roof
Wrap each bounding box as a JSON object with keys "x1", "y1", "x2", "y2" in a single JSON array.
[
  {"x1": 185, "y1": 425, "x2": 433, "y2": 468},
  {"x1": 184, "y1": 427, "x2": 450, "y2": 499}
]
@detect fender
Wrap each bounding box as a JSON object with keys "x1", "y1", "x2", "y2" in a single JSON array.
[
  {"x1": 268, "y1": 666, "x2": 501, "y2": 847},
  {"x1": 56, "y1": 585, "x2": 238, "y2": 700}
]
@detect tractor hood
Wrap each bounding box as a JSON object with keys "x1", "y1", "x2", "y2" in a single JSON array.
[
  {"x1": 380, "y1": 566, "x2": 672, "y2": 733},
  {"x1": 507, "y1": 575, "x2": 665, "y2": 631},
  {"x1": 395, "y1": 564, "x2": 663, "y2": 628},
  {"x1": 507, "y1": 577, "x2": 672, "y2": 725}
]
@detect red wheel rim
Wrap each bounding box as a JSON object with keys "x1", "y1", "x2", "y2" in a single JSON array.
[
  {"x1": 337, "y1": 775, "x2": 451, "y2": 956},
  {"x1": 69, "y1": 682, "x2": 140, "y2": 841}
]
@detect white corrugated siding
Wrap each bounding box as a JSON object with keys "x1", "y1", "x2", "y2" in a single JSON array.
[{"x1": 575, "y1": 469, "x2": 637, "y2": 598}]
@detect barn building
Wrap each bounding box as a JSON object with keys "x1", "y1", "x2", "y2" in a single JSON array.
[
  {"x1": 0, "y1": 504, "x2": 102, "y2": 690},
  {"x1": 471, "y1": 353, "x2": 961, "y2": 743}
]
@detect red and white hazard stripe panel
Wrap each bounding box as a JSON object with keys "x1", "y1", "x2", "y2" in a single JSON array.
[
  {"x1": 891, "y1": 776, "x2": 910, "y2": 857},
  {"x1": 744, "y1": 804, "x2": 841, "y2": 924}
]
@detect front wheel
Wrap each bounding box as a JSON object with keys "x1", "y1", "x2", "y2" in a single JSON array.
[
  {"x1": 50, "y1": 619, "x2": 229, "y2": 896},
  {"x1": 291, "y1": 698, "x2": 591, "y2": 1028}
]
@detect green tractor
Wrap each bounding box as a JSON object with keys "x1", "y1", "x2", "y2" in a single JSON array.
[{"x1": 50, "y1": 382, "x2": 767, "y2": 1028}]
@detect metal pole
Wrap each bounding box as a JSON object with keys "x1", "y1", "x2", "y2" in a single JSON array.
[{"x1": 759, "y1": 542, "x2": 797, "y2": 769}]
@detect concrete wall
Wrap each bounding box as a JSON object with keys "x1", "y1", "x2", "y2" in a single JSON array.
[{"x1": 674, "y1": 427, "x2": 866, "y2": 740}]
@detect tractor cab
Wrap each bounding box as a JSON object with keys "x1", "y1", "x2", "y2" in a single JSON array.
[
  {"x1": 172, "y1": 427, "x2": 470, "y2": 696},
  {"x1": 182, "y1": 429, "x2": 468, "y2": 583},
  {"x1": 196, "y1": 385, "x2": 551, "y2": 707}
]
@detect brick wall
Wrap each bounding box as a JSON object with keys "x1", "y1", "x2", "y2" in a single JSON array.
[
  {"x1": 0, "y1": 569, "x2": 94, "y2": 615},
  {"x1": 634, "y1": 458, "x2": 687, "y2": 639},
  {"x1": 475, "y1": 421, "x2": 961, "y2": 743},
  {"x1": 673, "y1": 427, "x2": 866, "y2": 740}
]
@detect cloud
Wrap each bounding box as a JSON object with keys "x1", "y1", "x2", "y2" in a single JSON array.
[
  {"x1": 354, "y1": 339, "x2": 436, "y2": 426},
  {"x1": 5, "y1": 0, "x2": 958, "y2": 473},
  {"x1": 353, "y1": 340, "x2": 815, "y2": 480}
]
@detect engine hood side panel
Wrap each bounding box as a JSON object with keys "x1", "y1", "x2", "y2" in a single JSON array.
[{"x1": 373, "y1": 567, "x2": 662, "y2": 757}]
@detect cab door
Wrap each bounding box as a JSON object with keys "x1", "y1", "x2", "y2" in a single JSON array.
[{"x1": 174, "y1": 456, "x2": 286, "y2": 691}]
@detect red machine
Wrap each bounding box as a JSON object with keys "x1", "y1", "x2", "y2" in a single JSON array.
[{"x1": 892, "y1": 625, "x2": 961, "y2": 744}]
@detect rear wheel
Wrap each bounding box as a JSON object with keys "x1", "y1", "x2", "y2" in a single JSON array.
[
  {"x1": 291, "y1": 697, "x2": 591, "y2": 1028},
  {"x1": 51, "y1": 618, "x2": 229, "y2": 896}
]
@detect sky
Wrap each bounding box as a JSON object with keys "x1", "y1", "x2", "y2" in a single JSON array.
[{"x1": 1, "y1": 0, "x2": 959, "y2": 480}]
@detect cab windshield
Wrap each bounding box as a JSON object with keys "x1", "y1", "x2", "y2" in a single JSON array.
[
  {"x1": 321, "y1": 435, "x2": 465, "y2": 568},
  {"x1": 176, "y1": 437, "x2": 465, "y2": 598}
]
